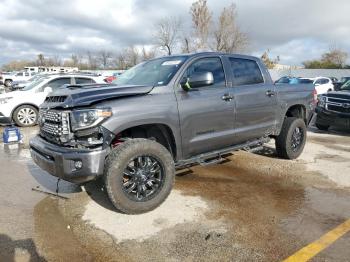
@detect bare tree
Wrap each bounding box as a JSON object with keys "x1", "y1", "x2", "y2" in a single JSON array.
[
  {"x1": 261, "y1": 49, "x2": 279, "y2": 69},
  {"x1": 86, "y1": 51, "x2": 98, "y2": 70},
  {"x1": 190, "y1": 0, "x2": 212, "y2": 49},
  {"x1": 141, "y1": 46, "x2": 156, "y2": 61},
  {"x1": 154, "y1": 17, "x2": 182, "y2": 55},
  {"x1": 213, "y1": 3, "x2": 248, "y2": 53},
  {"x1": 322, "y1": 45, "x2": 348, "y2": 67},
  {"x1": 115, "y1": 51, "x2": 128, "y2": 70},
  {"x1": 99, "y1": 50, "x2": 112, "y2": 69},
  {"x1": 126, "y1": 46, "x2": 140, "y2": 67},
  {"x1": 71, "y1": 53, "x2": 83, "y2": 67},
  {"x1": 37, "y1": 54, "x2": 45, "y2": 66}
]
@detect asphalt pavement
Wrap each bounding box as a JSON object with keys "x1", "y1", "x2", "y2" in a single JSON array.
[{"x1": 0, "y1": 125, "x2": 349, "y2": 261}]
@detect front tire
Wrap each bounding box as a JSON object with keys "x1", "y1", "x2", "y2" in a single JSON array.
[
  {"x1": 4, "y1": 79, "x2": 12, "y2": 87},
  {"x1": 275, "y1": 117, "x2": 307, "y2": 159},
  {"x1": 104, "y1": 138, "x2": 175, "y2": 214},
  {"x1": 13, "y1": 105, "x2": 38, "y2": 127}
]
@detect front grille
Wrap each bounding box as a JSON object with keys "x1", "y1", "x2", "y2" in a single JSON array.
[
  {"x1": 45, "y1": 96, "x2": 67, "y2": 103},
  {"x1": 327, "y1": 104, "x2": 350, "y2": 114},
  {"x1": 325, "y1": 95, "x2": 350, "y2": 114},
  {"x1": 40, "y1": 110, "x2": 71, "y2": 143}
]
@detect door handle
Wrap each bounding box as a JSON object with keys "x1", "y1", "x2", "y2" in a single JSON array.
[
  {"x1": 222, "y1": 93, "x2": 234, "y2": 101},
  {"x1": 266, "y1": 90, "x2": 276, "y2": 97}
]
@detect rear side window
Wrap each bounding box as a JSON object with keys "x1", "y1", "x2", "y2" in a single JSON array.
[
  {"x1": 185, "y1": 57, "x2": 226, "y2": 87},
  {"x1": 46, "y1": 77, "x2": 71, "y2": 89},
  {"x1": 321, "y1": 78, "x2": 330, "y2": 84},
  {"x1": 75, "y1": 77, "x2": 95, "y2": 84},
  {"x1": 229, "y1": 58, "x2": 264, "y2": 86}
]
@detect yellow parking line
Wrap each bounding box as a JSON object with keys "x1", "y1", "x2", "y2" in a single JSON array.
[{"x1": 283, "y1": 219, "x2": 350, "y2": 262}]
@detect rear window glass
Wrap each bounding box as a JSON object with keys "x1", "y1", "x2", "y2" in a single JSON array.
[{"x1": 229, "y1": 58, "x2": 264, "y2": 86}]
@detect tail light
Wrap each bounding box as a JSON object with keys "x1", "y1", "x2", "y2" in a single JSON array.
[{"x1": 313, "y1": 89, "x2": 318, "y2": 104}]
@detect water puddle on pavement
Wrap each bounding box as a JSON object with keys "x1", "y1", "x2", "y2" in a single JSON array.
[{"x1": 2, "y1": 126, "x2": 350, "y2": 261}]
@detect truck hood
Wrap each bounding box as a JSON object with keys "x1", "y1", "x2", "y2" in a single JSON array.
[
  {"x1": 41, "y1": 84, "x2": 154, "y2": 109},
  {"x1": 326, "y1": 90, "x2": 350, "y2": 98}
]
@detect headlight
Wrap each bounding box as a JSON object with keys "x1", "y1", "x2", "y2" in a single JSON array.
[
  {"x1": 318, "y1": 96, "x2": 326, "y2": 108},
  {"x1": 0, "y1": 97, "x2": 13, "y2": 104},
  {"x1": 70, "y1": 108, "x2": 112, "y2": 131}
]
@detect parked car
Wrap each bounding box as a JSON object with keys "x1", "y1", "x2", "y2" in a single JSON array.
[
  {"x1": 10, "y1": 74, "x2": 48, "y2": 91},
  {"x1": 333, "y1": 77, "x2": 350, "y2": 91},
  {"x1": 104, "y1": 72, "x2": 123, "y2": 83},
  {"x1": 315, "y1": 80, "x2": 350, "y2": 130},
  {"x1": 275, "y1": 76, "x2": 292, "y2": 84},
  {"x1": 328, "y1": 77, "x2": 338, "y2": 83},
  {"x1": 0, "y1": 74, "x2": 106, "y2": 127},
  {"x1": 275, "y1": 77, "x2": 313, "y2": 85},
  {"x1": 299, "y1": 77, "x2": 334, "y2": 95},
  {"x1": 2, "y1": 71, "x2": 38, "y2": 87},
  {"x1": 30, "y1": 52, "x2": 316, "y2": 214}
]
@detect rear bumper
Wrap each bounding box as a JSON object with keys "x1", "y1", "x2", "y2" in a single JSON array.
[
  {"x1": 30, "y1": 135, "x2": 109, "y2": 184},
  {"x1": 315, "y1": 107, "x2": 350, "y2": 128}
]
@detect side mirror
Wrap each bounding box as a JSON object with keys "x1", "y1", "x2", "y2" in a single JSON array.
[
  {"x1": 180, "y1": 71, "x2": 214, "y2": 91},
  {"x1": 44, "y1": 86, "x2": 53, "y2": 93}
]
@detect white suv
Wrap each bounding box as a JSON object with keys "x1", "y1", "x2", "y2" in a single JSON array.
[
  {"x1": 3, "y1": 71, "x2": 37, "y2": 87},
  {"x1": 300, "y1": 77, "x2": 334, "y2": 95},
  {"x1": 0, "y1": 74, "x2": 106, "y2": 126}
]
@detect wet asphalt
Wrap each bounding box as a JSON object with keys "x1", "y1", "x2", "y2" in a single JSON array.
[{"x1": 0, "y1": 125, "x2": 349, "y2": 261}]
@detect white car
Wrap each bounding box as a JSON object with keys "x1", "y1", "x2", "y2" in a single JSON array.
[
  {"x1": 2, "y1": 71, "x2": 38, "y2": 87},
  {"x1": 301, "y1": 77, "x2": 334, "y2": 95},
  {"x1": 0, "y1": 74, "x2": 106, "y2": 127},
  {"x1": 10, "y1": 74, "x2": 49, "y2": 90}
]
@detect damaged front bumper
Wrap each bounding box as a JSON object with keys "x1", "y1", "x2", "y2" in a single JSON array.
[{"x1": 30, "y1": 135, "x2": 109, "y2": 184}]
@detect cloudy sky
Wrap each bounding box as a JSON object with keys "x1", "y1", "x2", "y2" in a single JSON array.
[{"x1": 0, "y1": 0, "x2": 349, "y2": 66}]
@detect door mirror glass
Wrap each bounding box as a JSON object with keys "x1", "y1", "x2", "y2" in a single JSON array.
[
  {"x1": 181, "y1": 71, "x2": 214, "y2": 91},
  {"x1": 44, "y1": 86, "x2": 53, "y2": 93}
]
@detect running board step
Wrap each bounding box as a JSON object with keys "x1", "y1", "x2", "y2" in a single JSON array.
[
  {"x1": 198, "y1": 156, "x2": 225, "y2": 166},
  {"x1": 175, "y1": 136, "x2": 270, "y2": 169}
]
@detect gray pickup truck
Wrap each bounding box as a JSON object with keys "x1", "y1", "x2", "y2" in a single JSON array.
[{"x1": 30, "y1": 52, "x2": 316, "y2": 214}]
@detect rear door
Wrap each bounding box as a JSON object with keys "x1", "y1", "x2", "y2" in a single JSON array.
[
  {"x1": 175, "y1": 56, "x2": 235, "y2": 158},
  {"x1": 227, "y1": 57, "x2": 277, "y2": 143}
]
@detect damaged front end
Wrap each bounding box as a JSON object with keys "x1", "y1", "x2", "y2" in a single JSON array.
[{"x1": 38, "y1": 108, "x2": 115, "y2": 149}]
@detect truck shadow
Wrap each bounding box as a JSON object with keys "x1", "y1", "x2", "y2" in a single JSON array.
[
  {"x1": 83, "y1": 179, "x2": 117, "y2": 212},
  {"x1": 0, "y1": 234, "x2": 46, "y2": 262}
]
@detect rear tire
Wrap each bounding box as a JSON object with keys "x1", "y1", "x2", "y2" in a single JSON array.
[
  {"x1": 275, "y1": 117, "x2": 307, "y2": 159},
  {"x1": 13, "y1": 105, "x2": 38, "y2": 127},
  {"x1": 4, "y1": 79, "x2": 12, "y2": 87},
  {"x1": 104, "y1": 138, "x2": 175, "y2": 214}
]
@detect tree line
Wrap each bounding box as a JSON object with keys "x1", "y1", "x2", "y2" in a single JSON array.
[
  {"x1": 2, "y1": 0, "x2": 349, "y2": 72},
  {"x1": 1, "y1": 0, "x2": 249, "y2": 72}
]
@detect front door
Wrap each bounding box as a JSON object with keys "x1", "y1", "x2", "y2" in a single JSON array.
[{"x1": 175, "y1": 57, "x2": 235, "y2": 158}]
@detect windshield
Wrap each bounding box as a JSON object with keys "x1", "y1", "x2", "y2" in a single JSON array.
[
  {"x1": 340, "y1": 80, "x2": 350, "y2": 91},
  {"x1": 21, "y1": 77, "x2": 48, "y2": 91},
  {"x1": 112, "y1": 56, "x2": 188, "y2": 86},
  {"x1": 341, "y1": 77, "x2": 350, "y2": 83}
]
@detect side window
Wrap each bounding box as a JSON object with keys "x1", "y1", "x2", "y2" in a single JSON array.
[
  {"x1": 322, "y1": 78, "x2": 330, "y2": 84},
  {"x1": 16, "y1": 72, "x2": 22, "y2": 76},
  {"x1": 229, "y1": 58, "x2": 264, "y2": 86},
  {"x1": 315, "y1": 79, "x2": 322, "y2": 85},
  {"x1": 185, "y1": 57, "x2": 225, "y2": 87},
  {"x1": 25, "y1": 72, "x2": 29, "y2": 76},
  {"x1": 46, "y1": 78, "x2": 71, "y2": 89},
  {"x1": 75, "y1": 77, "x2": 95, "y2": 84}
]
